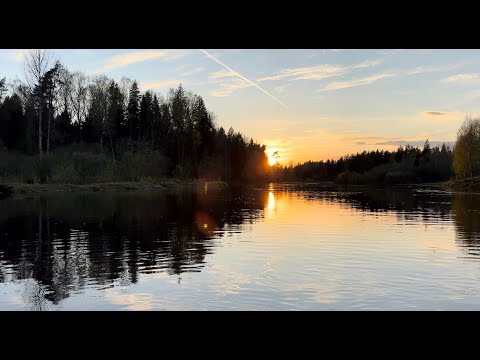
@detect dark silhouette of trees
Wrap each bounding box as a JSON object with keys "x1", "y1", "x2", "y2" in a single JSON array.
[
  {"x1": 126, "y1": 81, "x2": 140, "y2": 141},
  {"x1": 273, "y1": 143, "x2": 453, "y2": 184},
  {"x1": 0, "y1": 64, "x2": 270, "y2": 183},
  {"x1": 0, "y1": 94, "x2": 26, "y2": 151}
]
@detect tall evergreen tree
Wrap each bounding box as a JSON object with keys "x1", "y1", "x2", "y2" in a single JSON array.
[{"x1": 126, "y1": 81, "x2": 140, "y2": 141}]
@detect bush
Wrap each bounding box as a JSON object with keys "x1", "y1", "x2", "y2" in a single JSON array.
[
  {"x1": 0, "y1": 148, "x2": 170, "y2": 184},
  {"x1": 335, "y1": 171, "x2": 365, "y2": 185},
  {"x1": 384, "y1": 171, "x2": 417, "y2": 184}
]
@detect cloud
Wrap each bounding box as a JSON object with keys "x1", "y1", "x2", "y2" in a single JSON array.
[
  {"x1": 200, "y1": 49, "x2": 288, "y2": 108},
  {"x1": 179, "y1": 66, "x2": 204, "y2": 77},
  {"x1": 319, "y1": 72, "x2": 396, "y2": 91},
  {"x1": 422, "y1": 111, "x2": 463, "y2": 121},
  {"x1": 424, "y1": 111, "x2": 448, "y2": 116},
  {"x1": 257, "y1": 59, "x2": 383, "y2": 82},
  {"x1": 355, "y1": 141, "x2": 367, "y2": 145},
  {"x1": 209, "y1": 69, "x2": 237, "y2": 79},
  {"x1": 441, "y1": 73, "x2": 480, "y2": 83},
  {"x1": 140, "y1": 79, "x2": 182, "y2": 91},
  {"x1": 318, "y1": 64, "x2": 455, "y2": 92},
  {"x1": 210, "y1": 78, "x2": 252, "y2": 97},
  {"x1": 96, "y1": 49, "x2": 191, "y2": 72},
  {"x1": 165, "y1": 49, "x2": 192, "y2": 60}
]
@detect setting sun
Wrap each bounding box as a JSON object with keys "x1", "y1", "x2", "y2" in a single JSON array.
[{"x1": 268, "y1": 155, "x2": 277, "y2": 166}]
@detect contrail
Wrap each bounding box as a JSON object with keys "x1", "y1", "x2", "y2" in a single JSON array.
[{"x1": 199, "y1": 49, "x2": 288, "y2": 109}]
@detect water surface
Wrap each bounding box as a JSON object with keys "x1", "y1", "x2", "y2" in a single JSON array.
[{"x1": 0, "y1": 183, "x2": 479, "y2": 310}]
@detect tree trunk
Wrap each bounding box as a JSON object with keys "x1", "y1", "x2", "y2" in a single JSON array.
[
  {"x1": 77, "y1": 110, "x2": 82, "y2": 143},
  {"x1": 181, "y1": 136, "x2": 186, "y2": 177},
  {"x1": 110, "y1": 136, "x2": 116, "y2": 165},
  {"x1": 47, "y1": 100, "x2": 52, "y2": 154},
  {"x1": 177, "y1": 135, "x2": 182, "y2": 174},
  {"x1": 138, "y1": 122, "x2": 141, "y2": 152},
  {"x1": 38, "y1": 98, "x2": 43, "y2": 156}
]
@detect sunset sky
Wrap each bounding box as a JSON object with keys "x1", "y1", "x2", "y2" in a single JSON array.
[{"x1": 1, "y1": 49, "x2": 478, "y2": 164}]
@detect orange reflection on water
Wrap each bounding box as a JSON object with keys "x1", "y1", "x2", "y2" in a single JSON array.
[{"x1": 268, "y1": 192, "x2": 275, "y2": 210}]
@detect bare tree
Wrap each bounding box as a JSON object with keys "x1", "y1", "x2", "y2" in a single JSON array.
[
  {"x1": 24, "y1": 49, "x2": 53, "y2": 156},
  {"x1": 0, "y1": 77, "x2": 6, "y2": 103},
  {"x1": 88, "y1": 75, "x2": 109, "y2": 149},
  {"x1": 10, "y1": 79, "x2": 30, "y2": 110},
  {"x1": 120, "y1": 77, "x2": 133, "y2": 110},
  {"x1": 57, "y1": 66, "x2": 74, "y2": 119},
  {"x1": 70, "y1": 72, "x2": 89, "y2": 141}
]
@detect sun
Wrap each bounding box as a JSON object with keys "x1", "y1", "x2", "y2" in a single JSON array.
[{"x1": 268, "y1": 155, "x2": 277, "y2": 166}]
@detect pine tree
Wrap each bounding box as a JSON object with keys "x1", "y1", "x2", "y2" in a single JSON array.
[{"x1": 126, "y1": 81, "x2": 140, "y2": 142}]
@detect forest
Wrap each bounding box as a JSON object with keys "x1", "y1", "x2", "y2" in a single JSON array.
[
  {"x1": 0, "y1": 50, "x2": 269, "y2": 184},
  {"x1": 1, "y1": 49, "x2": 477, "y2": 188},
  {"x1": 270, "y1": 141, "x2": 455, "y2": 184}
]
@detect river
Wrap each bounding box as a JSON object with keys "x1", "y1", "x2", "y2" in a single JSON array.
[{"x1": 0, "y1": 183, "x2": 479, "y2": 310}]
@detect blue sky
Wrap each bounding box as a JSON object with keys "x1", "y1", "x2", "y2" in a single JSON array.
[{"x1": 1, "y1": 49, "x2": 479, "y2": 163}]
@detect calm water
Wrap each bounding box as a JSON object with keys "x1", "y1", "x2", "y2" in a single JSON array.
[{"x1": 0, "y1": 183, "x2": 480, "y2": 310}]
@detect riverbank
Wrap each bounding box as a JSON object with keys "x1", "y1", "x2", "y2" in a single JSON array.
[
  {"x1": 443, "y1": 177, "x2": 480, "y2": 192},
  {"x1": 1, "y1": 180, "x2": 228, "y2": 196}
]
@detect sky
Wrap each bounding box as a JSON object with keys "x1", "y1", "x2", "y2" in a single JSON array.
[{"x1": 1, "y1": 49, "x2": 479, "y2": 164}]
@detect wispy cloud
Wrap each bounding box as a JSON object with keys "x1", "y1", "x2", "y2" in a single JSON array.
[
  {"x1": 318, "y1": 64, "x2": 456, "y2": 92},
  {"x1": 96, "y1": 50, "x2": 191, "y2": 73},
  {"x1": 406, "y1": 64, "x2": 456, "y2": 75},
  {"x1": 422, "y1": 111, "x2": 463, "y2": 121},
  {"x1": 441, "y1": 73, "x2": 480, "y2": 83},
  {"x1": 210, "y1": 78, "x2": 252, "y2": 97},
  {"x1": 258, "y1": 59, "x2": 383, "y2": 82},
  {"x1": 319, "y1": 72, "x2": 396, "y2": 91},
  {"x1": 209, "y1": 69, "x2": 237, "y2": 79},
  {"x1": 200, "y1": 49, "x2": 288, "y2": 108},
  {"x1": 179, "y1": 66, "x2": 204, "y2": 77},
  {"x1": 140, "y1": 79, "x2": 182, "y2": 91},
  {"x1": 424, "y1": 111, "x2": 448, "y2": 116}
]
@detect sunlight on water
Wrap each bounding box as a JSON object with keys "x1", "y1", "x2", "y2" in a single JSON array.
[{"x1": 1, "y1": 184, "x2": 480, "y2": 310}]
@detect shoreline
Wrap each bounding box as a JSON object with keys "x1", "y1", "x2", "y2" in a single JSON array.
[
  {"x1": 2, "y1": 178, "x2": 478, "y2": 197},
  {"x1": 2, "y1": 180, "x2": 229, "y2": 196}
]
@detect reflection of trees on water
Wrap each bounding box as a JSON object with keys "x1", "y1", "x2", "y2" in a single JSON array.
[
  {"x1": 275, "y1": 183, "x2": 480, "y2": 258},
  {"x1": 0, "y1": 187, "x2": 267, "y2": 306},
  {"x1": 452, "y1": 195, "x2": 480, "y2": 256},
  {"x1": 274, "y1": 184, "x2": 454, "y2": 222}
]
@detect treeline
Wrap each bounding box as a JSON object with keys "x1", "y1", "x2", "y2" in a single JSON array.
[
  {"x1": 272, "y1": 141, "x2": 454, "y2": 184},
  {"x1": 0, "y1": 50, "x2": 269, "y2": 184}
]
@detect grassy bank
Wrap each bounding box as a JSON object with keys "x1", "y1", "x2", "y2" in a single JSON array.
[
  {"x1": 2, "y1": 180, "x2": 228, "y2": 196},
  {"x1": 0, "y1": 149, "x2": 231, "y2": 196}
]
